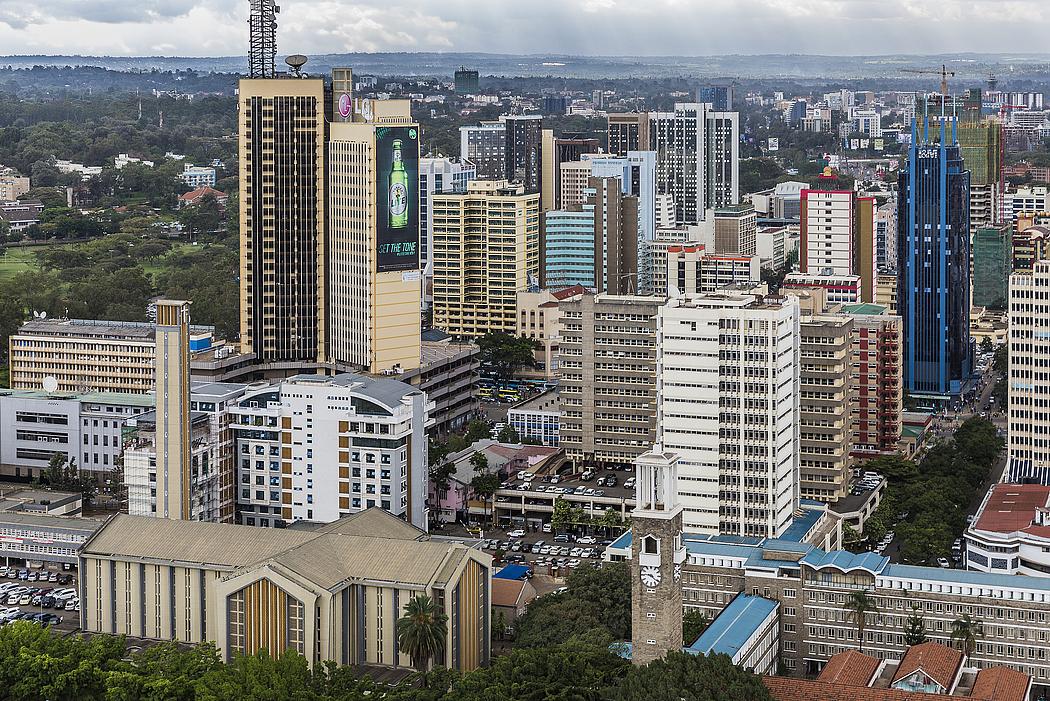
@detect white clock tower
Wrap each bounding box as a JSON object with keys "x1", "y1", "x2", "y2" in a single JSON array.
[{"x1": 630, "y1": 447, "x2": 687, "y2": 665}]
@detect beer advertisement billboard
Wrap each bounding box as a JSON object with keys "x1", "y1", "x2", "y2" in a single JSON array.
[{"x1": 376, "y1": 126, "x2": 420, "y2": 272}]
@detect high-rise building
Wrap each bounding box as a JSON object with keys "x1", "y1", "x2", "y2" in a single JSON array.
[
  {"x1": 503, "y1": 115, "x2": 543, "y2": 193},
  {"x1": 589, "y1": 150, "x2": 658, "y2": 243},
  {"x1": 154, "y1": 300, "x2": 191, "y2": 521},
  {"x1": 558, "y1": 160, "x2": 593, "y2": 209},
  {"x1": 876, "y1": 201, "x2": 898, "y2": 270},
  {"x1": 972, "y1": 225, "x2": 1011, "y2": 309},
  {"x1": 606, "y1": 113, "x2": 650, "y2": 156},
  {"x1": 238, "y1": 77, "x2": 327, "y2": 365},
  {"x1": 1014, "y1": 225, "x2": 1050, "y2": 272},
  {"x1": 796, "y1": 313, "x2": 853, "y2": 503},
  {"x1": 231, "y1": 374, "x2": 430, "y2": 529},
  {"x1": 655, "y1": 243, "x2": 759, "y2": 297},
  {"x1": 840, "y1": 303, "x2": 903, "y2": 459},
  {"x1": 327, "y1": 117, "x2": 422, "y2": 373},
  {"x1": 657, "y1": 293, "x2": 800, "y2": 537},
  {"x1": 1008, "y1": 260, "x2": 1050, "y2": 476},
  {"x1": 419, "y1": 157, "x2": 476, "y2": 300},
  {"x1": 897, "y1": 119, "x2": 973, "y2": 400},
  {"x1": 459, "y1": 122, "x2": 506, "y2": 179},
  {"x1": 539, "y1": 130, "x2": 601, "y2": 212},
  {"x1": 958, "y1": 119, "x2": 1003, "y2": 230},
  {"x1": 800, "y1": 190, "x2": 876, "y2": 302},
  {"x1": 453, "y1": 67, "x2": 479, "y2": 95},
  {"x1": 699, "y1": 84, "x2": 734, "y2": 111},
  {"x1": 649, "y1": 104, "x2": 739, "y2": 224},
  {"x1": 542, "y1": 207, "x2": 596, "y2": 289},
  {"x1": 713, "y1": 203, "x2": 757, "y2": 255},
  {"x1": 558, "y1": 292, "x2": 660, "y2": 471},
  {"x1": 875, "y1": 272, "x2": 898, "y2": 315},
  {"x1": 432, "y1": 181, "x2": 540, "y2": 338}
]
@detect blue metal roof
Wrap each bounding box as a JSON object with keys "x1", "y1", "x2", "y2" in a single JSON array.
[
  {"x1": 800, "y1": 549, "x2": 889, "y2": 574},
  {"x1": 609, "y1": 530, "x2": 632, "y2": 550},
  {"x1": 494, "y1": 564, "x2": 530, "y2": 580},
  {"x1": 780, "y1": 504, "x2": 825, "y2": 543},
  {"x1": 685, "y1": 540, "x2": 757, "y2": 559},
  {"x1": 687, "y1": 595, "x2": 779, "y2": 658},
  {"x1": 884, "y1": 564, "x2": 1050, "y2": 591}
]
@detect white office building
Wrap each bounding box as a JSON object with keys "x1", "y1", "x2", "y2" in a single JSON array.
[
  {"x1": 1008, "y1": 260, "x2": 1050, "y2": 478},
  {"x1": 657, "y1": 292, "x2": 800, "y2": 537},
  {"x1": 181, "y1": 164, "x2": 217, "y2": 189},
  {"x1": 230, "y1": 374, "x2": 432, "y2": 530}
]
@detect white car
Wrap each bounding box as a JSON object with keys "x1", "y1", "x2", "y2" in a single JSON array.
[
  {"x1": 937, "y1": 557, "x2": 951, "y2": 568},
  {"x1": 507, "y1": 529, "x2": 526, "y2": 538},
  {"x1": 577, "y1": 535, "x2": 597, "y2": 545}
]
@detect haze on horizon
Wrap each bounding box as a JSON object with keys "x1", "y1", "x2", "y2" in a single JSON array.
[{"x1": 0, "y1": 0, "x2": 1048, "y2": 59}]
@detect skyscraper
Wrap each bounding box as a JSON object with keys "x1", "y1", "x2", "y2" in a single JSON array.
[
  {"x1": 704, "y1": 110, "x2": 740, "y2": 210},
  {"x1": 539, "y1": 130, "x2": 601, "y2": 211},
  {"x1": 238, "y1": 77, "x2": 326, "y2": 365},
  {"x1": 972, "y1": 224, "x2": 1011, "y2": 309},
  {"x1": 503, "y1": 115, "x2": 543, "y2": 193},
  {"x1": 1009, "y1": 259, "x2": 1050, "y2": 477},
  {"x1": 459, "y1": 122, "x2": 506, "y2": 179},
  {"x1": 453, "y1": 67, "x2": 479, "y2": 95},
  {"x1": 698, "y1": 84, "x2": 734, "y2": 111},
  {"x1": 897, "y1": 119, "x2": 973, "y2": 400},
  {"x1": 419, "y1": 157, "x2": 476, "y2": 283},
  {"x1": 606, "y1": 112, "x2": 649, "y2": 156},
  {"x1": 328, "y1": 115, "x2": 422, "y2": 373}
]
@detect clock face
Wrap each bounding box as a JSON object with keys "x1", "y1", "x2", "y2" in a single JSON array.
[
  {"x1": 640, "y1": 565, "x2": 661, "y2": 587},
  {"x1": 673, "y1": 564, "x2": 682, "y2": 582}
]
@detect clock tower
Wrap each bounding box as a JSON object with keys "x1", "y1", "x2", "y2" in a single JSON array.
[{"x1": 630, "y1": 447, "x2": 686, "y2": 665}]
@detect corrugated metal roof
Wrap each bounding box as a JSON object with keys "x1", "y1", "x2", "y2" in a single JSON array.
[
  {"x1": 686, "y1": 594, "x2": 778, "y2": 657},
  {"x1": 801, "y1": 549, "x2": 889, "y2": 574}
]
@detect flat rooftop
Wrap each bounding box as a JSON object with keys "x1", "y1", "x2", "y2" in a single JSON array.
[{"x1": 16, "y1": 318, "x2": 214, "y2": 339}]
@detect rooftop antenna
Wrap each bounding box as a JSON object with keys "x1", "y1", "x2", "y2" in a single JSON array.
[
  {"x1": 285, "y1": 54, "x2": 308, "y2": 78},
  {"x1": 248, "y1": 0, "x2": 280, "y2": 78}
]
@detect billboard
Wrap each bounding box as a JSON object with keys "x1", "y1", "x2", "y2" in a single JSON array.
[
  {"x1": 768, "y1": 137, "x2": 779, "y2": 152},
  {"x1": 375, "y1": 126, "x2": 420, "y2": 272}
]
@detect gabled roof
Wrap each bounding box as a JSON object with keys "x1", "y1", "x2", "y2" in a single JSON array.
[
  {"x1": 491, "y1": 578, "x2": 529, "y2": 608},
  {"x1": 178, "y1": 185, "x2": 226, "y2": 201},
  {"x1": 892, "y1": 641, "x2": 964, "y2": 691},
  {"x1": 818, "y1": 649, "x2": 881, "y2": 687},
  {"x1": 764, "y1": 677, "x2": 957, "y2": 701},
  {"x1": 686, "y1": 595, "x2": 777, "y2": 657},
  {"x1": 550, "y1": 284, "x2": 588, "y2": 300},
  {"x1": 970, "y1": 666, "x2": 1031, "y2": 701}
]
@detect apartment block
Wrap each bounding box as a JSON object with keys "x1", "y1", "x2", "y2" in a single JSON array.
[
  {"x1": 558, "y1": 293, "x2": 661, "y2": 470},
  {"x1": 657, "y1": 293, "x2": 800, "y2": 537},
  {"x1": 797, "y1": 313, "x2": 853, "y2": 503},
  {"x1": 432, "y1": 181, "x2": 540, "y2": 338},
  {"x1": 230, "y1": 373, "x2": 430, "y2": 530},
  {"x1": 841, "y1": 303, "x2": 903, "y2": 458},
  {"x1": 800, "y1": 190, "x2": 876, "y2": 302}
]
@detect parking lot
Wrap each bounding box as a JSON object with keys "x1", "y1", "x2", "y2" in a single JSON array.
[
  {"x1": 478, "y1": 527, "x2": 621, "y2": 578},
  {"x1": 493, "y1": 464, "x2": 636, "y2": 526},
  {"x1": 0, "y1": 566, "x2": 79, "y2": 630}
]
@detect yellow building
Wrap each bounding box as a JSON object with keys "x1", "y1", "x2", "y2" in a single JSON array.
[
  {"x1": 875, "y1": 273, "x2": 898, "y2": 315},
  {"x1": 432, "y1": 181, "x2": 540, "y2": 338},
  {"x1": 238, "y1": 78, "x2": 327, "y2": 365},
  {"x1": 80, "y1": 508, "x2": 491, "y2": 671}
]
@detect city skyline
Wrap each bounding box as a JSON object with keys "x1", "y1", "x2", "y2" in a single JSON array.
[{"x1": 2, "y1": 0, "x2": 1050, "y2": 58}]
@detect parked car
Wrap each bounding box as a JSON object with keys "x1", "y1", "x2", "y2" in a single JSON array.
[
  {"x1": 937, "y1": 557, "x2": 951, "y2": 568},
  {"x1": 507, "y1": 529, "x2": 526, "y2": 538},
  {"x1": 541, "y1": 523, "x2": 552, "y2": 533},
  {"x1": 577, "y1": 535, "x2": 597, "y2": 545}
]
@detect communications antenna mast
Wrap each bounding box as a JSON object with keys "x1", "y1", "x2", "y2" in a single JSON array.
[{"x1": 248, "y1": 0, "x2": 280, "y2": 78}]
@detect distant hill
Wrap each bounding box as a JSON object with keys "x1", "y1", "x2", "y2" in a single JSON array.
[{"x1": 1, "y1": 52, "x2": 1049, "y2": 81}]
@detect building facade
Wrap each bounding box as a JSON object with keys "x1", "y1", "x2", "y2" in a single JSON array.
[
  {"x1": 800, "y1": 190, "x2": 876, "y2": 302},
  {"x1": 606, "y1": 113, "x2": 650, "y2": 157},
  {"x1": 503, "y1": 115, "x2": 542, "y2": 193},
  {"x1": 1009, "y1": 260, "x2": 1050, "y2": 476},
  {"x1": 431, "y1": 181, "x2": 540, "y2": 338},
  {"x1": 972, "y1": 224, "x2": 1011, "y2": 310},
  {"x1": 897, "y1": 119, "x2": 973, "y2": 400},
  {"x1": 655, "y1": 243, "x2": 759, "y2": 298},
  {"x1": 840, "y1": 303, "x2": 904, "y2": 458},
  {"x1": 230, "y1": 374, "x2": 430, "y2": 530},
  {"x1": 459, "y1": 122, "x2": 506, "y2": 179}
]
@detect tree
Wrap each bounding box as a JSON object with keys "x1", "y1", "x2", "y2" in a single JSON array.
[
  {"x1": 551, "y1": 496, "x2": 572, "y2": 532},
  {"x1": 980, "y1": 337, "x2": 994, "y2": 354},
  {"x1": 492, "y1": 609, "x2": 507, "y2": 641},
  {"x1": 514, "y1": 562, "x2": 632, "y2": 647},
  {"x1": 396, "y1": 594, "x2": 449, "y2": 679},
  {"x1": 469, "y1": 473, "x2": 500, "y2": 525},
  {"x1": 496, "y1": 424, "x2": 521, "y2": 443},
  {"x1": 469, "y1": 451, "x2": 488, "y2": 475},
  {"x1": 904, "y1": 604, "x2": 928, "y2": 646},
  {"x1": 682, "y1": 609, "x2": 710, "y2": 645},
  {"x1": 477, "y1": 332, "x2": 539, "y2": 379},
  {"x1": 845, "y1": 590, "x2": 879, "y2": 652},
  {"x1": 611, "y1": 651, "x2": 774, "y2": 701},
  {"x1": 951, "y1": 613, "x2": 983, "y2": 659},
  {"x1": 464, "y1": 419, "x2": 491, "y2": 445}
]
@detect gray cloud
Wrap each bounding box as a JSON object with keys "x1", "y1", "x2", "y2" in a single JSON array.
[{"x1": 0, "y1": 0, "x2": 1048, "y2": 56}]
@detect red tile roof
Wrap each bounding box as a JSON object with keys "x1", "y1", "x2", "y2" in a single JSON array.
[
  {"x1": 974, "y1": 483, "x2": 1050, "y2": 537},
  {"x1": 491, "y1": 578, "x2": 528, "y2": 608},
  {"x1": 550, "y1": 284, "x2": 588, "y2": 300},
  {"x1": 764, "y1": 677, "x2": 954, "y2": 701},
  {"x1": 179, "y1": 185, "x2": 227, "y2": 202},
  {"x1": 818, "y1": 649, "x2": 881, "y2": 687},
  {"x1": 970, "y1": 666, "x2": 1031, "y2": 701},
  {"x1": 892, "y1": 641, "x2": 964, "y2": 691}
]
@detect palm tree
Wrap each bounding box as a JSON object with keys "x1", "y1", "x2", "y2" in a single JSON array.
[
  {"x1": 951, "y1": 614, "x2": 983, "y2": 659},
  {"x1": 845, "y1": 590, "x2": 879, "y2": 652},
  {"x1": 397, "y1": 594, "x2": 449, "y2": 680}
]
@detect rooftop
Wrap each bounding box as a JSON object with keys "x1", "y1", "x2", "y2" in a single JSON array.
[
  {"x1": 686, "y1": 594, "x2": 777, "y2": 657},
  {"x1": 800, "y1": 549, "x2": 890, "y2": 575},
  {"x1": 892, "y1": 641, "x2": 963, "y2": 690},
  {"x1": 970, "y1": 666, "x2": 1031, "y2": 701},
  {"x1": 764, "y1": 677, "x2": 961, "y2": 701},
  {"x1": 973, "y1": 483, "x2": 1050, "y2": 538},
  {"x1": 491, "y1": 578, "x2": 530, "y2": 608},
  {"x1": 841, "y1": 303, "x2": 890, "y2": 316},
  {"x1": 818, "y1": 649, "x2": 882, "y2": 687},
  {"x1": 16, "y1": 317, "x2": 214, "y2": 339}
]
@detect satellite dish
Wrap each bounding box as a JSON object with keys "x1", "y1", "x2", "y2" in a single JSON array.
[
  {"x1": 40, "y1": 311, "x2": 47, "y2": 320},
  {"x1": 42, "y1": 376, "x2": 58, "y2": 394},
  {"x1": 285, "y1": 54, "x2": 308, "y2": 77}
]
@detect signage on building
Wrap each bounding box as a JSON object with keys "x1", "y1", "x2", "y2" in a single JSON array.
[
  {"x1": 376, "y1": 126, "x2": 420, "y2": 273},
  {"x1": 874, "y1": 138, "x2": 885, "y2": 151},
  {"x1": 768, "y1": 137, "x2": 779, "y2": 152},
  {"x1": 338, "y1": 93, "x2": 352, "y2": 119}
]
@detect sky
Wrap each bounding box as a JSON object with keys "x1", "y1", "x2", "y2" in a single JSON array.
[{"x1": 0, "y1": 0, "x2": 1048, "y2": 57}]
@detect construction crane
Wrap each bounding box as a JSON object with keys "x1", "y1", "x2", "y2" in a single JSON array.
[{"x1": 901, "y1": 64, "x2": 956, "y2": 97}]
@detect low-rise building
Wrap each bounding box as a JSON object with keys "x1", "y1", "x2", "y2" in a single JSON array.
[
  {"x1": 784, "y1": 272, "x2": 862, "y2": 305},
  {"x1": 507, "y1": 390, "x2": 560, "y2": 446},
  {"x1": 0, "y1": 509, "x2": 103, "y2": 569},
  {"x1": 79, "y1": 509, "x2": 491, "y2": 671},
  {"x1": 0, "y1": 200, "x2": 43, "y2": 230},
  {"x1": 181, "y1": 164, "x2": 217, "y2": 189},
  {"x1": 685, "y1": 594, "x2": 779, "y2": 674},
  {"x1": 177, "y1": 185, "x2": 228, "y2": 209},
  {"x1": 966, "y1": 483, "x2": 1050, "y2": 577},
  {"x1": 0, "y1": 169, "x2": 30, "y2": 201}
]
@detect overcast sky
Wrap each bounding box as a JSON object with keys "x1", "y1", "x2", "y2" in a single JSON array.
[{"x1": 0, "y1": 0, "x2": 1047, "y2": 57}]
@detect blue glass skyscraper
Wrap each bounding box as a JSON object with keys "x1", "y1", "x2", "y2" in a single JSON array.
[{"x1": 897, "y1": 117, "x2": 973, "y2": 401}]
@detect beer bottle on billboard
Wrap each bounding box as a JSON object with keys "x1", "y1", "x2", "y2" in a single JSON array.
[{"x1": 389, "y1": 138, "x2": 409, "y2": 229}]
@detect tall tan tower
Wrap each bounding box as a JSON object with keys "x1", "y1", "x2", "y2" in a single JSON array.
[
  {"x1": 631, "y1": 447, "x2": 686, "y2": 665},
  {"x1": 327, "y1": 101, "x2": 422, "y2": 373},
  {"x1": 154, "y1": 300, "x2": 192, "y2": 521},
  {"x1": 238, "y1": 77, "x2": 327, "y2": 364}
]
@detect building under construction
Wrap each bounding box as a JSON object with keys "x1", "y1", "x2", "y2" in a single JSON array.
[{"x1": 972, "y1": 224, "x2": 1011, "y2": 309}]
